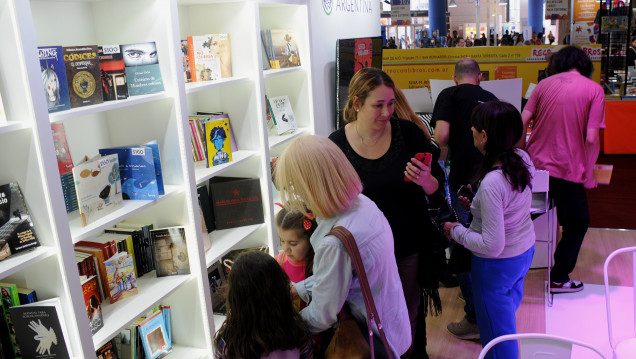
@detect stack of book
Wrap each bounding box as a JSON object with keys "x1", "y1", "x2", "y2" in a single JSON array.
[{"x1": 188, "y1": 113, "x2": 235, "y2": 168}]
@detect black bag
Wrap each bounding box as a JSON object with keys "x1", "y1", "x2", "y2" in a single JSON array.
[
  {"x1": 447, "y1": 243, "x2": 472, "y2": 275},
  {"x1": 426, "y1": 190, "x2": 459, "y2": 253}
]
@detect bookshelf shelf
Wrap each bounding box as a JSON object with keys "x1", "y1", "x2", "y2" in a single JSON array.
[
  {"x1": 205, "y1": 223, "x2": 265, "y2": 267},
  {"x1": 194, "y1": 150, "x2": 260, "y2": 185},
  {"x1": 0, "y1": 246, "x2": 56, "y2": 280},
  {"x1": 185, "y1": 76, "x2": 251, "y2": 94},
  {"x1": 263, "y1": 66, "x2": 305, "y2": 78},
  {"x1": 168, "y1": 344, "x2": 210, "y2": 359},
  {"x1": 0, "y1": 121, "x2": 30, "y2": 134},
  {"x1": 268, "y1": 127, "x2": 308, "y2": 149}
]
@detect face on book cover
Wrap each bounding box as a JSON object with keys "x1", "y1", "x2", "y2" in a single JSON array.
[{"x1": 121, "y1": 43, "x2": 158, "y2": 66}]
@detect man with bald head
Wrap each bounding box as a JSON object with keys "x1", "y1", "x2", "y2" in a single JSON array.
[{"x1": 431, "y1": 57, "x2": 496, "y2": 340}]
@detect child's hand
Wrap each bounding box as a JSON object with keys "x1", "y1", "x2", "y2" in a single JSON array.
[{"x1": 290, "y1": 284, "x2": 299, "y2": 300}]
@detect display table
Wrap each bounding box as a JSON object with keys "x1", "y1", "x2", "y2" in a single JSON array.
[{"x1": 603, "y1": 100, "x2": 636, "y2": 154}]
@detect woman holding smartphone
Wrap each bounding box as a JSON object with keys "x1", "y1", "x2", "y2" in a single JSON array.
[{"x1": 329, "y1": 67, "x2": 445, "y2": 358}]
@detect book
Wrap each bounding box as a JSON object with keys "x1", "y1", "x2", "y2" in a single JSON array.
[
  {"x1": 121, "y1": 42, "x2": 164, "y2": 96},
  {"x1": 61, "y1": 172, "x2": 79, "y2": 213},
  {"x1": 265, "y1": 95, "x2": 275, "y2": 134},
  {"x1": 98, "y1": 145, "x2": 159, "y2": 200},
  {"x1": 62, "y1": 45, "x2": 103, "y2": 108},
  {"x1": 143, "y1": 140, "x2": 165, "y2": 195},
  {"x1": 96, "y1": 338, "x2": 118, "y2": 359},
  {"x1": 267, "y1": 95, "x2": 298, "y2": 135},
  {"x1": 204, "y1": 116, "x2": 233, "y2": 167},
  {"x1": 98, "y1": 45, "x2": 129, "y2": 101},
  {"x1": 269, "y1": 29, "x2": 301, "y2": 68},
  {"x1": 196, "y1": 185, "x2": 215, "y2": 233},
  {"x1": 0, "y1": 182, "x2": 40, "y2": 261},
  {"x1": 180, "y1": 40, "x2": 191, "y2": 83},
  {"x1": 72, "y1": 154, "x2": 124, "y2": 227},
  {"x1": 208, "y1": 177, "x2": 264, "y2": 230},
  {"x1": 114, "y1": 221, "x2": 155, "y2": 276},
  {"x1": 186, "y1": 34, "x2": 232, "y2": 82},
  {"x1": 81, "y1": 276, "x2": 103, "y2": 335},
  {"x1": 75, "y1": 246, "x2": 109, "y2": 301},
  {"x1": 594, "y1": 164, "x2": 614, "y2": 185},
  {"x1": 138, "y1": 310, "x2": 171, "y2": 359},
  {"x1": 105, "y1": 252, "x2": 138, "y2": 304},
  {"x1": 207, "y1": 260, "x2": 227, "y2": 315},
  {"x1": 0, "y1": 300, "x2": 14, "y2": 359},
  {"x1": 115, "y1": 327, "x2": 135, "y2": 359},
  {"x1": 149, "y1": 227, "x2": 190, "y2": 277},
  {"x1": 195, "y1": 112, "x2": 238, "y2": 152},
  {"x1": 51, "y1": 123, "x2": 73, "y2": 175},
  {"x1": 0, "y1": 282, "x2": 21, "y2": 358},
  {"x1": 16, "y1": 288, "x2": 37, "y2": 305},
  {"x1": 9, "y1": 297, "x2": 71, "y2": 359},
  {"x1": 38, "y1": 46, "x2": 71, "y2": 113}
]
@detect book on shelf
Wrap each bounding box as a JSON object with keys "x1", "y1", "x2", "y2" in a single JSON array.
[
  {"x1": 204, "y1": 116, "x2": 233, "y2": 168},
  {"x1": 180, "y1": 40, "x2": 191, "y2": 83},
  {"x1": 208, "y1": 177, "x2": 264, "y2": 230},
  {"x1": 114, "y1": 326, "x2": 136, "y2": 359},
  {"x1": 61, "y1": 172, "x2": 79, "y2": 213},
  {"x1": 72, "y1": 154, "x2": 124, "y2": 227},
  {"x1": 266, "y1": 95, "x2": 298, "y2": 135},
  {"x1": 0, "y1": 298, "x2": 14, "y2": 359},
  {"x1": 265, "y1": 95, "x2": 275, "y2": 134},
  {"x1": 149, "y1": 226, "x2": 190, "y2": 277},
  {"x1": 62, "y1": 45, "x2": 103, "y2": 108},
  {"x1": 104, "y1": 226, "x2": 149, "y2": 278},
  {"x1": 196, "y1": 185, "x2": 215, "y2": 233},
  {"x1": 120, "y1": 42, "x2": 164, "y2": 96},
  {"x1": 1, "y1": 282, "x2": 22, "y2": 358},
  {"x1": 259, "y1": 31, "x2": 272, "y2": 71},
  {"x1": 110, "y1": 221, "x2": 155, "y2": 277},
  {"x1": 51, "y1": 123, "x2": 73, "y2": 175},
  {"x1": 16, "y1": 288, "x2": 37, "y2": 305},
  {"x1": 75, "y1": 246, "x2": 110, "y2": 301},
  {"x1": 105, "y1": 252, "x2": 138, "y2": 304},
  {"x1": 98, "y1": 145, "x2": 159, "y2": 200},
  {"x1": 142, "y1": 140, "x2": 165, "y2": 195},
  {"x1": 0, "y1": 182, "x2": 41, "y2": 262},
  {"x1": 137, "y1": 309, "x2": 172, "y2": 359},
  {"x1": 207, "y1": 260, "x2": 227, "y2": 315},
  {"x1": 98, "y1": 45, "x2": 129, "y2": 101},
  {"x1": 96, "y1": 338, "x2": 118, "y2": 359},
  {"x1": 8, "y1": 297, "x2": 71, "y2": 359},
  {"x1": 38, "y1": 46, "x2": 71, "y2": 113},
  {"x1": 186, "y1": 34, "x2": 232, "y2": 82},
  {"x1": 195, "y1": 112, "x2": 238, "y2": 152},
  {"x1": 82, "y1": 275, "x2": 103, "y2": 335},
  {"x1": 268, "y1": 29, "x2": 301, "y2": 69}
]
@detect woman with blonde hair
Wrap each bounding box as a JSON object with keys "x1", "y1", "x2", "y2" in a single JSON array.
[{"x1": 276, "y1": 135, "x2": 411, "y2": 358}]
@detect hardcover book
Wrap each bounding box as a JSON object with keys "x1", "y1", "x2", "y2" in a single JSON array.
[
  {"x1": 98, "y1": 146, "x2": 159, "y2": 200},
  {"x1": 51, "y1": 123, "x2": 73, "y2": 175},
  {"x1": 81, "y1": 276, "x2": 103, "y2": 335},
  {"x1": 72, "y1": 154, "x2": 124, "y2": 227},
  {"x1": 38, "y1": 46, "x2": 71, "y2": 113},
  {"x1": 186, "y1": 34, "x2": 232, "y2": 82},
  {"x1": 0, "y1": 182, "x2": 40, "y2": 261},
  {"x1": 105, "y1": 252, "x2": 138, "y2": 304},
  {"x1": 95, "y1": 339, "x2": 118, "y2": 359},
  {"x1": 98, "y1": 45, "x2": 129, "y2": 101},
  {"x1": 138, "y1": 310, "x2": 171, "y2": 359},
  {"x1": 75, "y1": 246, "x2": 109, "y2": 301},
  {"x1": 267, "y1": 95, "x2": 298, "y2": 135},
  {"x1": 9, "y1": 298, "x2": 71, "y2": 359},
  {"x1": 207, "y1": 260, "x2": 227, "y2": 315},
  {"x1": 149, "y1": 227, "x2": 190, "y2": 277},
  {"x1": 196, "y1": 185, "x2": 215, "y2": 233},
  {"x1": 269, "y1": 29, "x2": 301, "y2": 68},
  {"x1": 209, "y1": 177, "x2": 264, "y2": 230},
  {"x1": 62, "y1": 45, "x2": 103, "y2": 108},
  {"x1": 121, "y1": 42, "x2": 164, "y2": 96},
  {"x1": 204, "y1": 117, "x2": 233, "y2": 168},
  {"x1": 17, "y1": 288, "x2": 37, "y2": 305}
]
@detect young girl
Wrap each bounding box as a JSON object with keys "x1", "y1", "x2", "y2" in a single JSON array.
[{"x1": 214, "y1": 251, "x2": 313, "y2": 359}]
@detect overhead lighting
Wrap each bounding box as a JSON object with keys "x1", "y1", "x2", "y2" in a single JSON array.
[{"x1": 449, "y1": 0, "x2": 458, "y2": 7}]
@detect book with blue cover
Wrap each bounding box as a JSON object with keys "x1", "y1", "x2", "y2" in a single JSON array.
[
  {"x1": 142, "y1": 140, "x2": 164, "y2": 195},
  {"x1": 38, "y1": 46, "x2": 71, "y2": 113},
  {"x1": 98, "y1": 146, "x2": 159, "y2": 200},
  {"x1": 120, "y1": 42, "x2": 164, "y2": 96},
  {"x1": 138, "y1": 310, "x2": 171, "y2": 359}
]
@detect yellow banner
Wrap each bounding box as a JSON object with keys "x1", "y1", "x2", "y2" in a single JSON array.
[
  {"x1": 382, "y1": 45, "x2": 601, "y2": 97},
  {"x1": 574, "y1": 0, "x2": 599, "y2": 22}
]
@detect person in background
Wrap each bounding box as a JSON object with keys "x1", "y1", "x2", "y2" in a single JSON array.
[
  {"x1": 627, "y1": 35, "x2": 636, "y2": 66},
  {"x1": 444, "y1": 100, "x2": 535, "y2": 359},
  {"x1": 277, "y1": 135, "x2": 411, "y2": 358},
  {"x1": 214, "y1": 251, "x2": 313, "y2": 359},
  {"x1": 516, "y1": 34, "x2": 525, "y2": 46},
  {"x1": 547, "y1": 31, "x2": 556, "y2": 45},
  {"x1": 456, "y1": 37, "x2": 466, "y2": 48},
  {"x1": 522, "y1": 46, "x2": 605, "y2": 294}
]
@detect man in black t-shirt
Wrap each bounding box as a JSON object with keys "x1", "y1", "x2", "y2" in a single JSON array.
[{"x1": 431, "y1": 57, "x2": 496, "y2": 341}]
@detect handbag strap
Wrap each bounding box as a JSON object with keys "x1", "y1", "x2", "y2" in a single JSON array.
[{"x1": 328, "y1": 226, "x2": 395, "y2": 359}]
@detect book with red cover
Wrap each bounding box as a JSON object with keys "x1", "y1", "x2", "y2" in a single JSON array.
[
  {"x1": 75, "y1": 246, "x2": 110, "y2": 301},
  {"x1": 82, "y1": 276, "x2": 103, "y2": 335},
  {"x1": 75, "y1": 238, "x2": 115, "y2": 260},
  {"x1": 51, "y1": 123, "x2": 74, "y2": 175}
]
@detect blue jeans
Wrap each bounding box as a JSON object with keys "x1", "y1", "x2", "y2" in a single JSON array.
[{"x1": 472, "y1": 246, "x2": 534, "y2": 359}]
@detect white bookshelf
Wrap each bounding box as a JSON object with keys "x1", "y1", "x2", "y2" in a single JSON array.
[{"x1": 0, "y1": 0, "x2": 313, "y2": 358}]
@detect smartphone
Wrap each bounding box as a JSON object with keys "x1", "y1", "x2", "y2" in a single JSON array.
[
  {"x1": 405, "y1": 152, "x2": 432, "y2": 182},
  {"x1": 457, "y1": 184, "x2": 474, "y2": 201}
]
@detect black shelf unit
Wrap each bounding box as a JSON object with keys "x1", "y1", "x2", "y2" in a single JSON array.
[{"x1": 597, "y1": 0, "x2": 635, "y2": 97}]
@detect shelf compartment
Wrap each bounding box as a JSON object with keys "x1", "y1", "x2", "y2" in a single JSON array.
[
  {"x1": 69, "y1": 185, "x2": 183, "y2": 242},
  {"x1": 194, "y1": 150, "x2": 259, "y2": 185},
  {"x1": 49, "y1": 93, "x2": 171, "y2": 123},
  {"x1": 167, "y1": 344, "x2": 209, "y2": 359},
  {"x1": 0, "y1": 246, "x2": 56, "y2": 280},
  {"x1": 205, "y1": 223, "x2": 265, "y2": 267},
  {"x1": 185, "y1": 76, "x2": 251, "y2": 94},
  {"x1": 268, "y1": 127, "x2": 308, "y2": 149},
  {"x1": 0, "y1": 121, "x2": 30, "y2": 135},
  {"x1": 263, "y1": 66, "x2": 304, "y2": 78},
  {"x1": 92, "y1": 272, "x2": 192, "y2": 349}
]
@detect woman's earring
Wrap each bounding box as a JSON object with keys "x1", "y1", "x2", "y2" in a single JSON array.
[{"x1": 356, "y1": 109, "x2": 359, "y2": 112}]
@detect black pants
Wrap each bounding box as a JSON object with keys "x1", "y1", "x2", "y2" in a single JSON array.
[{"x1": 549, "y1": 177, "x2": 590, "y2": 283}]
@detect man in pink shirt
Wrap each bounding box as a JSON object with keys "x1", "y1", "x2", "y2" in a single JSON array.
[{"x1": 522, "y1": 46, "x2": 605, "y2": 293}]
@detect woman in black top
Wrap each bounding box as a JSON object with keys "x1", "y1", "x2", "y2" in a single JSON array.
[{"x1": 329, "y1": 67, "x2": 445, "y2": 359}]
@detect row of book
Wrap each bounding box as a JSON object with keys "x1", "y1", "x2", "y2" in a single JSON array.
[
  {"x1": 260, "y1": 29, "x2": 302, "y2": 70},
  {"x1": 181, "y1": 34, "x2": 232, "y2": 83},
  {"x1": 39, "y1": 43, "x2": 164, "y2": 113},
  {"x1": 188, "y1": 112, "x2": 237, "y2": 168}
]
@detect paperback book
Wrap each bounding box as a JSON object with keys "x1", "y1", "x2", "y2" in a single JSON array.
[
  {"x1": 138, "y1": 309, "x2": 172, "y2": 359},
  {"x1": 51, "y1": 123, "x2": 73, "y2": 175},
  {"x1": 17, "y1": 288, "x2": 37, "y2": 305},
  {"x1": 82, "y1": 275, "x2": 103, "y2": 335},
  {"x1": 267, "y1": 95, "x2": 298, "y2": 135},
  {"x1": 96, "y1": 339, "x2": 118, "y2": 359},
  {"x1": 204, "y1": 116, "x2": 233, "y2": 167},
  {"x1": 149, "y1": 227, "x2": 190, "y2": 277},
  {"x1": 38, "y1": 46, "x2": 71, "y2": 113},
  {"x1": 1, "y1": 282, "x2": 21, "y2": 358},
  {"x1": 98, "y1": 145, "x2": 159, "y2": 200},
  {"x1": 0, "y1": 182, "x2": 40, "y2": 262},
  {"x1": 209, "y1": 177, "x2": 264, "y2": 230},
  {"x1": 120, "y1": 42, "x2": 164, "y2": 96},
  {"x1": 180, "y1": 40, "x2": 191, "y2": 83},
  {"x1": 208, "y1": 260, "x2": 227, "y2": 315},
  {"x1": 186, "y1": 34, "x2": 232, "y2": 82},
  {"x1": 62, "y1": 45, "x2": 103, "y2": 108},
  {"x1": 269, "y1": 29, "x2": 301, "y2": 68},
  {"x1": 98, "y1": 45, "x2": 129, "y2": 101},
  {"x1": 105, "y1": 252, "x2": 138, "y2": 304}
]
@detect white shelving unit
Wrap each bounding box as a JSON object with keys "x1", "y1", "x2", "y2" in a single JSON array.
[{"x1": 0, "y1": 0, "x2": 313, "y2": 358}]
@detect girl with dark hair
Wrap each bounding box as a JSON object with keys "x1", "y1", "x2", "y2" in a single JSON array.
[
  {"x1": 443, "y1": 100, "x2": 535, "y2": 359},
  {"x1": 214, "y1": 251, "x2": 313, "y2": 359}
]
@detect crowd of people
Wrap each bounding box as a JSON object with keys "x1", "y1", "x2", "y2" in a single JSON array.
[
  {"x1": 386, "y1": 29, "x2": 558, "y2": 49},
  {"x1": 212, "y1": 46, "x2": 603, "y2": 359}
]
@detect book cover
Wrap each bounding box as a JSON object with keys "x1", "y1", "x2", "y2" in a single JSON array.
[
  {"x1": 207, "y1": 261, "x2": 227, "y2": 315},
  {"x1": 196, "y1": 112, "x2": 238, "y2": 152},
  {"x1": 72, "y1": 154, "x2": 124, "y2": 227},
  {"x1": 209, "y1": 177, "x2": 264, "y2": 230},
  {"x1": 81, "y1": 276, "x2": 103, "y2": 335},
  {"x1": 8, "y1": 298, "x2": 71, "y2": 359},
  {"x1": 62, "y1": 45, "x2": 103, "y2": 108},
  {"x1": 98, "y1": 45, "x2": 129, "y2": 101},
  {"x1": 105, "y1": 252, "x2": 138, "y2": 304},
  {"x1": 0, "y1": 300, "x2": 15, "y2": 359},
  {"x1": 269, "y1": 29, "x2": 301, "y2": 68},
  {"x1": 95, "y1": 338, "x2": 118, "y2": 359},
  {"x1": 180, "y1": 40, "x2": 191, "y2": 83},
  {"x1": 149, "y1": 227, "x2": 190, "y2": 277},
  {"x1": 61, "y1": 172, "x2": 79, "y2": 213},
  {"x1": 16, "y1": 288, "x2": 37, "y2": 305},
  {"x1": 196, "y1": 185, "x2": 215, "y2": 233},
  {"x1": 138, "y1": 310, "x2": 171, "y2": 359},
  {"x1": 204, "y1": 117, "x2": 232, "y2": 168},
  {"x1": 51, "y1": 123, "x2": 73, "y2": 175},
  {"x1": 0, "y1": 182, "x2": 40, "y2": 261},
  {"x1": 186, "y1": 34, "x2": 232, "y2": 82},
  {"x1": 267, "y1": 95, "x2": 298, "y2": 135},
  {"x1": 98, "y1": 146, "x2": 158, "y2": 200},
  {"x1": 142, "y1": 141, "x2": 164, "y2": 195},
  {"x1": 38, "y1": 46, "x2": 71, "y2": 113},
  {"x1": 121, "y1": 42, "x2": 164, "y2": 96},
  {"x1": 115, "y1": 328, "x2": 135, "y2": 359},
  {"x1": 0, "y1": 282, "x2": 21, "y2": 358},
  {"x1": 75, "y1": 247, "x2": 109, "y2": 301}
]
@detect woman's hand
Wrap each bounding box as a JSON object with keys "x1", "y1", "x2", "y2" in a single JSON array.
[
  {"x1": 290, "y1": 283, "x2": 299, "y2": 300},
  {"x1": 443, "y1": 222, "x2": 459, "y2": 238},
  {"x1": 457, "y1": 184, "x2": 473, "y2": 210},
  {"x1": 405, "y1": 157, "x2": 438, "y2": 194}
]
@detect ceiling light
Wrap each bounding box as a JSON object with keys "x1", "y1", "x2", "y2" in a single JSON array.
[{"x1": 449, "y1": 0, "x2": 458, "y2": 7}]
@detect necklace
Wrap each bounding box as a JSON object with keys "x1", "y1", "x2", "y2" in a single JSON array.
[{"x1": 355, "y1": 122, "x2": 386, "y2": 145}]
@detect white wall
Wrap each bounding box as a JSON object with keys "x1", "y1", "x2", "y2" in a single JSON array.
[{"x1": 308, "y1": 1, "x2": 380, "y2": 136}]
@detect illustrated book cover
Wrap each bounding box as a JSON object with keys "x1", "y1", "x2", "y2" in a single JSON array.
[
  {"x1": 0, "y1": 182, "x2": 40, "y2": 262},
  {"x1": 9, "y1": 297, "x2": 71, "y2": 359},
  {"x1": 51, "y1": 123, "x2": 73, "y2": 175},
  {"x1": 98, "y1": 146, "x2": 159, "y2": 200},
  {"x1": 138, "y1": 310, "x2": 171, "y2": 359},
  {"x1": 98, "y1": 45, "x2": 129, "y2": 101},
  {"x1": 82, "y1": 275, "x2": 103, "y2": 335},
  {"x1": 186, "y1": 34, "x2": 232, "y2": 82},
  {"x1": 207, "y1": 260, "x2": 227, "y2": 315},
  {"x1": 204, "y1": 116, "x2": 233, "y2": 168},
  {"x1": 38, "y1": 46, "x2": 71, "y2": 113},
  {"x1": 62, "y1": 45, "x2": 103, "y2": 108},
  {"x1": 267, "y1": 95, "x2": 298, "y2": 135},
  {"x1": 72, "y1": 154, "x2": 123, "y2": 227},
  {"x1": 149, "y1": 227, "x2": 190, "y2": 277},
  {"x1": 105, "y1": 252, "x2": 138, "y2": 304},
  {"x1": 120, "y1": 42, "x2": 164, "y2": 96},
  {"x1": 269, "y1": 29, "x2": 301, "y2": 68},
  {"x1": 196, "y1": 112, "x2": 238, "y2": 152},
  {"x1": 209, "y1": 177, "x2": 264, "y2": 230},
  {"x1": 180, "y1": 40, "x2": 191, "y2": 83},
  {"x1": 95, "y1": 338, "x2": 118, "y2": 359}
]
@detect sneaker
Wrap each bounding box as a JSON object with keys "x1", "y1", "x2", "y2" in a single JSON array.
[
  {"x1": 446, "y1": 316, "x2": 480, "y2": 340},
  {"x1": 550, "y1": 279, "x2": 584, "y2": 293}
]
